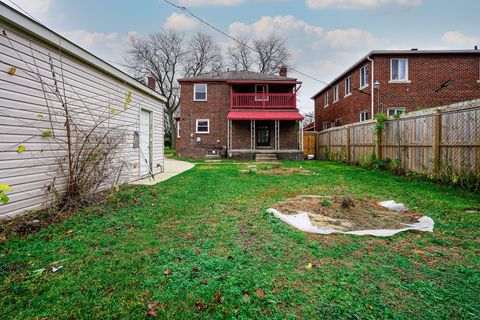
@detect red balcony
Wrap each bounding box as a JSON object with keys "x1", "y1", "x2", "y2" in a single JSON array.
[{"x1": 230, "y1": 93, "x2": 296, "y2": 109}]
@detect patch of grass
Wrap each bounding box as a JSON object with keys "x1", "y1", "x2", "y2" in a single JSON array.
[{"x1": 1, "y1": 161, "x2": 479, "y2": 319}]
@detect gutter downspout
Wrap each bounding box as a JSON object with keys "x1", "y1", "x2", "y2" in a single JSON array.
[{"x1": 366, "y1": 55, "x2": 375, "y2": 119}]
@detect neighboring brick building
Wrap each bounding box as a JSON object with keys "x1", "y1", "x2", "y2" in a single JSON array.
[
  {"x1": 312, "y1": 49, "x2": 480, "y2": 130},
  {"x1": 176, "y1": 69, "x2": 304, "y2": 160}
]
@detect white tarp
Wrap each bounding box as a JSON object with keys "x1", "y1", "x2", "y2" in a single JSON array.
[{"x1": 267, "y1": 208, "x2": 434, "y2": 237}]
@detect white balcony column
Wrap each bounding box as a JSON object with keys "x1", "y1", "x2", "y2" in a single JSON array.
[
  {"x1": 250, "y1": 120, "x2": 255, "y2": 150},
  {"x1": 298, "y1": 121, "x2": 304, "y2": 151},
  {"x1": 274, "y1": 120, "x2": 280, "y2": 151},
  {"x1": 227, "y1": 120, "x2": 232, "y2": 150}
]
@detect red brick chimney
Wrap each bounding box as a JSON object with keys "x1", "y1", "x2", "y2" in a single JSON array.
[
  {"x1": 279, "y1": 66, "x2": 288, "y2": 77},
  {"x1": 147, "y1": 76, "x2": 156, "y2": 91}
]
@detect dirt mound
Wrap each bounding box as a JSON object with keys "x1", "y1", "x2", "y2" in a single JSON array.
[{"x1": 272, "y1": 195, "x2": 422, "y2": 231}]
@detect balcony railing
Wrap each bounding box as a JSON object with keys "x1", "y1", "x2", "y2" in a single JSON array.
[{"x1": 231, "y1": 93, "x2": 296, "y2": 109}]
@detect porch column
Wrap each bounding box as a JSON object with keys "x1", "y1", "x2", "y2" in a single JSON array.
[
  {"x1": 227, "y1": 120, "x2": 232, "y2": 150},
  {"x1": 274, "y1": 120, "x2": 280, "y2": 151},
  {"x1": 250, "y1": 120, "x2": 255, "y2": 150},
  {"x1": 299, "y1": 121, "x2": 304, "y2": 151}
]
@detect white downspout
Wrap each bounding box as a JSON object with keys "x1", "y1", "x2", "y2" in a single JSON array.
[{"x1": 367, "y1": 55, "x2": 375, "y2": 119}]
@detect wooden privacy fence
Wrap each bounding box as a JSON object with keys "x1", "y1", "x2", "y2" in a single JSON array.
[
  {"x1": 310, "y1": 103, "x2": 480, "y2": 176},
  {"x1": 303, "y1": 132, "x2": 316, "y2": 156}
]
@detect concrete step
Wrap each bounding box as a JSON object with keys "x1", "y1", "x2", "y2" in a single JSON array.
[{"x1": 255, "y1": 153, "x2": 278, "y2": 162}]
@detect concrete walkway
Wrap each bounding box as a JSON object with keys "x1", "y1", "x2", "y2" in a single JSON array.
[{"x1": 131, "y1": 158, "x2": 194, "y2": 186}]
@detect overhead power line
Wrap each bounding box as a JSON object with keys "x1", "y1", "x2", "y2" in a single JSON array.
[{"x1": 163, "y1": 0, "x2": 332, "y2": 87}]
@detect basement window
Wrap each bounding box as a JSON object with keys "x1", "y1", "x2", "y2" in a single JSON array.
[
  {"x1": 387, "y1": 108, "x2": 406, "y2": 117},
  {"x1": 194, "y1": 83, "x2": 207, "y2": 101},
  {"x1": 322, "y1": 122, "x2": 328, "y2": 130},
  {"x1": 196, "y1": 119, "x2": 209, "y2": 134}
]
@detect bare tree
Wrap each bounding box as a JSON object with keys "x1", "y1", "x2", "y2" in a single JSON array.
[
  {"x1": 226, "y1": 37, "x2": 253, "y2": 72},
  {"x1": 302, "y1": 111, "x2": 315, "y2": 127},
  {"x1": 184, "y1": 32, "x2": 224, "y2": 77},
  {"x1": 253, "y1": 34, "x2": 291, "y2": 74},
  {"x1": 226, "y1": 34, "x2": 291, "y2": 74},
  {"x1": 125, "y1": 30, "x2": 184, "y2": 148}
]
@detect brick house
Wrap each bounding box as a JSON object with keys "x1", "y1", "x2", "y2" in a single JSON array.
[
  {"x1": 312, "y1": 49, "x2": 480, "y2": 130},
  {"x1": 176, "y1": 69, "x2": 304, "y2": 160}
]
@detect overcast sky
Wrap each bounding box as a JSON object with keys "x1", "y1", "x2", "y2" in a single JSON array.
[{"x1": 5, "y1": 0, "x2": 480, "y2": 113}]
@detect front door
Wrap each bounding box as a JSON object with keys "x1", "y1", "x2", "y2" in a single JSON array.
[
  {"x1": 256, "y1": 121, "x2": 270, "y2": 147},
  {"x1": 139, "y1": 109, "x2": 152, "y2": 177}
]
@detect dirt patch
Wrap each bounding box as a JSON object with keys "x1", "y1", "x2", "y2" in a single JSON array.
[
  {"x1": 241, "y1": 163, "x2": 314, "y2": 176},
  {"x1": 272, "y1": 195, "x2": 422, "y2": 231}
]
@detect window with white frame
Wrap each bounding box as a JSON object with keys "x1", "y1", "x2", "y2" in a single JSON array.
[
  {"x1": 196, "y1": 119, "x2": 209, "y2": 133},
  {"x1": 387, "y1": 107, "x2": 406, "y2": 117},
  {"x1": 360, "y1": 65, "x2": 369, "y2": 88},
  {"x1": 322, "y1": 122, "x2": 328, "y2": 130},
  {"x1": 345, "y1": 76, "x2": 352, "y2": 96},
  {"x1": 360, "y1": 110, "x2": 368, "y2": 121},
  {"x1": 255, "y1": 84, "x2": 269, "y2": 101},
  {"x1": 194, "y1": 83, "x2": 207, "y2": 101},
  {"x1": 176, "y1": 121, "x2": 180, "y2": 138},
  {"x1": 390, "y1": 59, "x2": 408, "y2": 81},
  {"x1": 333, "y1": 85, "x2": 339, "y2": 102},
  {"x1": 323, "y1": 91, "x2": 329, "y2": 107}
]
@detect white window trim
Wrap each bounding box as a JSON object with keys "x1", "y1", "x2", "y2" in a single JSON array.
[
  {"x1": 359, "y1": 65, "x2": 369, "y2": 89},
  {"x1": 176, "y1": 121, "x2": 180, "y2": 138},
  {"x1": 196, "y1": 119, "x2": 210, "y2": 134},
  {"x1": 389, "y1": 58, "x2": 410, "y2": 83},
  {"x1": 323, "y1": 91, "x2": 329, "y2": 108},
  {"x1": 322, "y1": 122, "x2": 328, "y2": 130},
  {"x1": 333, "y1": 85, "x2": 339, "y2": 103},
  {"x1": 194, "y1": 83, "x2": 207, "y2": 101},
  {"x1": 344, "y1": 76, "x2": 352, "y2": 97},
  {"x1": 387, "y1": 107, "x2": 406, "y2": 117},
  {"x1": 359, "y1": 110, "x2": 368, "y2": 122}
]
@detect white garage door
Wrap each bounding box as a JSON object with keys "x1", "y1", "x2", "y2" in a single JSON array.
[{"x1": 139, "y1": 109, "x2": 152, "y2": 177}]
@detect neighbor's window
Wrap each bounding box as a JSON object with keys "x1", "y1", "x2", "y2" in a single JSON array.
[
  {"x1": 323, "y1": 91, "x2": 329, "y2": 107},
  {"x1": 194, "y1": 83, "x2": 207, "y2": 101},
  {"x1": 345, "y1": 76, "x2": 352, "y2": 96},
  {"x1": 322, "y1": 122, "x2": 328, "y2": 130},
  {"x1": 360, "y1": 110, "x2": 368, "y2": 121},
  {"x1": 333, "y1": 85, "x2": 339, "y2": 102},
  {"x1": 176, "y1": 121, "x2": 180, "y2": 138},
  {"x1": 391, "y1": 58, "x2": 408, "y2": 81},
  {"x1": 387, "y1": 108, "x2": 406, "y2": 117},
  {"x1": 360, "y1": 65, "x2": 369, "y2": 88},
  {"x1": 196, "y1": 119, "x2": 209, "y2": 133}
]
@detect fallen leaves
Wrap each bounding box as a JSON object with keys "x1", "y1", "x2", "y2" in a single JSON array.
[
  {"x1": 256, "y1": 288, "x2": 265, "y2": 298},
  {"x1": 305, "y1": 263, "x2": 313, "y2": 270},
  {"x1": 146, "y1": 301, "x2": 159, "y2": 317},
  {"x1": 195, "y1": 300, "x2": 206, "y2": 313},
  {"x1": 8, "y1": 66, "x2": 16, "y2": 75},
  {"x1": 163, "y1": 269, "x2": 172, "y2": 276},
  {"x1": 17, "y1": 145, "x2": 26, "y2": 153}
]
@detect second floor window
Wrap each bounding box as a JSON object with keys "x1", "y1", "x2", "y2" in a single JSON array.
[
  {"x1": 391, "y1": 58, "x2": 408, "y2": 81},
  {"x1": 345, "y1": 76, "x2": 352, "y2": 96},
  {"x1": 333, "y1": 85, "x2": 339, "y2": 102},
  {"x1": 323, "y1": 91, "x2": 329, "y2": 107},
  {"x1": 194, "y1": 83, "x2": 207, "y2": 101},
  {"x1": 360, "y1": 65, "x2": 369, "y2": 88},
  {"x1": 255, "y1": 84, "x2": 269, "y2": 101}
]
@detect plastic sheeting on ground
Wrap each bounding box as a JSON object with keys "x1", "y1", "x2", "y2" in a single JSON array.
[{"x1": 267, "y1": 208, "x2": 434, "y2": 237}]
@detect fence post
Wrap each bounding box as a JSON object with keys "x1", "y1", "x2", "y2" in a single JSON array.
[
  {"x1": 375, "y1": 124, "x2": 383, "y2": 160},
  {"x1": 346, "y1": 126, "x2": 351, "y2": 162},
  {"x1": 432, "y1": 110, "x2": 442, "y2": 173}
]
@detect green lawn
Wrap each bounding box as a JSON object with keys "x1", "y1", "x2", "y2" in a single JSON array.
[{"x1": 1, "y1": 161, "x2": 479, "y2": 319}]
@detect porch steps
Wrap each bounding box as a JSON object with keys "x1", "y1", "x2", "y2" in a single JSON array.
[{"x1": 255, "y1": 153, "x2": 278, "y2": 162}]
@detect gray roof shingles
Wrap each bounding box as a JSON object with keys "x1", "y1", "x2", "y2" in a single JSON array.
[{"x1": 178, "y1": 70, "x2": 298, "y2": 82}]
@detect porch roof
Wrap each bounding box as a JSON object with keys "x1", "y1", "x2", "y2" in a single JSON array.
[{"x1": 227, "y1": 110, "x2": 304, "y2": 121}]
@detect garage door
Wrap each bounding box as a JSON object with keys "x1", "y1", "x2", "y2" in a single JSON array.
[{"x1": 139, "y1": 109, "x2": 152, "y2": 177}]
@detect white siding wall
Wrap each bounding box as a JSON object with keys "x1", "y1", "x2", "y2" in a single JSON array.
[{"x1": 0, "y1": 21, "x2": 164, "y2": 219}]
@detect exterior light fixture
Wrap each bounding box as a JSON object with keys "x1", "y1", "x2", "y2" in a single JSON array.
[{"x1": 435, "y1": 80, "x2": 454, "y2": 92}]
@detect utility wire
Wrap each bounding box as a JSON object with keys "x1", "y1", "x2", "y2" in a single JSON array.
[
  {"x1": 163, "y1": 0, "x2": 332, "y2": 87},
  {"x1": 6, "y1": 0, "x2": 43, "y2": 24}
]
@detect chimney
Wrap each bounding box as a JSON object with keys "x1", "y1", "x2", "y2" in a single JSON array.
[
  {"x1": 147, "y1": 76, "x2": 156, "y2": 91},
  {"x1": 279, "y1": 66, "x2": 287, "y2": 77},
  {"x1": 475, "y1": 45, "x2": 478, "y2": 50}
]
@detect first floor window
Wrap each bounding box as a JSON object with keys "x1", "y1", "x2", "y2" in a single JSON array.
[
  {"x1": 333, "y1": 85, "x2": 339, "y2": 102},
  {"x1": 345, "y1": 76, "x2": 352, "y2": 96},
  {"x1": 387, "y1": 108, "x2": 406, "y2": 117},
  {"x1": 196, "y1": 119, "x2": 209, "y2": 133},
  {"x1": 360, "y1": 110, "x2": 368, "y2": 121},
  {"x1": 176, "y1": 121, "x2": 180, "y2": 138},
  {"x1": 323, "y1": 91, "x2": 329, "y2": 107},
  {"x1": 391, "y1": 58, "x2": 408, "y2": 81},
  {"x1": 360, "y1": 65, "x2": 369, "y2": 88},
  {"x1": 322, "y1": 122, "x2": 328, "y2": 130},
  {"x1": 194, "y1": 83, "x2": 207, "y2": 101}
]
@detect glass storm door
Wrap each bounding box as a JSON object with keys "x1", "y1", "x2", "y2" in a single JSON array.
[{"x1": 256, "y1": 121, "x2": 270, "y2": 147}]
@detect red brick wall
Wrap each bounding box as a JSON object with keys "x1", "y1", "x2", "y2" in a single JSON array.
[
  {"x1": 314, "y1": 54, "x2": 480, "y2": 129},
  {"x1": 176, "y1": 82, "x2": 230, "y2": 158},
  {"x1": 280, "y1": 121, "x2": 299, "y2": 149}
]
